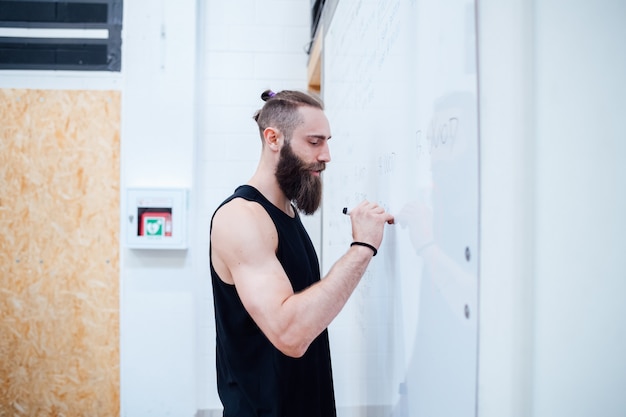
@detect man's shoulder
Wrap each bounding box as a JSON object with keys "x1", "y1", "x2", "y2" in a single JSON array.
[
  {"x1": 210, "y1": 191, "x2": 278, "y2": 262},
  {"x1": 214, "y1": 196, "x2": 263, "y2": 220},
  {"x1": 212, "y1": 193, "x2": 273, "y2": 235}
]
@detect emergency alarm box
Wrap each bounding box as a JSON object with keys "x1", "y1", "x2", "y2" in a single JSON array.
[{"x1": 126, "y1": 188, "x2": 188, "y2": 249}]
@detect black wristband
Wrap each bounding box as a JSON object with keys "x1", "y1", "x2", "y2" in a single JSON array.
[{"x1": 350, "y1": 241, "x2": 377, "y2": 256}]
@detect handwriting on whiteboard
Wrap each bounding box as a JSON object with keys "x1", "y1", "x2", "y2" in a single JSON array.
[{"x1": 416, "y1": 116, "x2": 461, "y2": 159}]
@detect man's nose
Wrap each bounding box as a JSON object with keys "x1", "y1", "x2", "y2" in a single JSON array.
[{"x1": 318, "y1": 141, "x2": 331, "y2": 163}]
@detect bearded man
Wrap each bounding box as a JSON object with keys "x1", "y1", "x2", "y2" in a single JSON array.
[{"x1": 209, "y1": 89, "x2": 394, "y2": 417}]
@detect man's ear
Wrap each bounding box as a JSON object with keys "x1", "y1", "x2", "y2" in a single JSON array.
[{"x1": 263, "y1": 127, "x2": 282, "y2": 150}]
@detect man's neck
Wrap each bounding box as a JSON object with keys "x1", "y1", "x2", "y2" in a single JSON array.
[{"x1": 248, "y1": 172, "x2": 294, "y2": 216}]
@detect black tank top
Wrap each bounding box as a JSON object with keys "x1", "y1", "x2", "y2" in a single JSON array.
[{"x1": 210, "y1": 185, "x2": 336, "y2": 417}]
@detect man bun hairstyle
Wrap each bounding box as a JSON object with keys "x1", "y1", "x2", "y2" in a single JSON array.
[{"x1": 253, "y1": 89, "x2": 324, "y2": 141}]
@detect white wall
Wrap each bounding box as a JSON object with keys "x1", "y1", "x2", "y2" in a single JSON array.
[
  {"x1": 477, "y1": 1, "x2": 535, "y2": 415},
  {"x1": 532, "y1": 1, "x2": 626, "y2": 415},
  {"x1": 120, "y1": 0, "x2": 197, "y2": 415},
  {"x1": 478, "y1": 1, "x2": 626, "y2": 417}
]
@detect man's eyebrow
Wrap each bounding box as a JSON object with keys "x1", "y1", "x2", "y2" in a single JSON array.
[{"x1": 307, "y1": 134, "x2": 331, "y2": 140}]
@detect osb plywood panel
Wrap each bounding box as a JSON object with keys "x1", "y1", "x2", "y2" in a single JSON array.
[{"x1": 0, "y1": 89, "x2": 120, "y2": 416}]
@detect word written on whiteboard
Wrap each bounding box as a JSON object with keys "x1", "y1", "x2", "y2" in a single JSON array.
[{"x1": 415, "y1": 116, "x2": 461, "y2": 158}]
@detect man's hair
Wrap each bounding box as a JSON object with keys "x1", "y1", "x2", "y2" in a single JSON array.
[{"x1": 253, "y1": 89, "x2": 324, "y2": 141}]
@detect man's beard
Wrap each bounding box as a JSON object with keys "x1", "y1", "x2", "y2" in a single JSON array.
[{"x1": 275, "y1": 142, "x2": 324, "y2": 215}]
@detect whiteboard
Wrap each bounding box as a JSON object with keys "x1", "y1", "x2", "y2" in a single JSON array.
[{"x1": 321, "y1": 0, "x2": 479, "y2": 415}]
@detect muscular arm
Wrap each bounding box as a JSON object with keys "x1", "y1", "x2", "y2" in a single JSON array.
[{"x1": 211, "y1": 198, "x2": 393, "y2": 358}]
